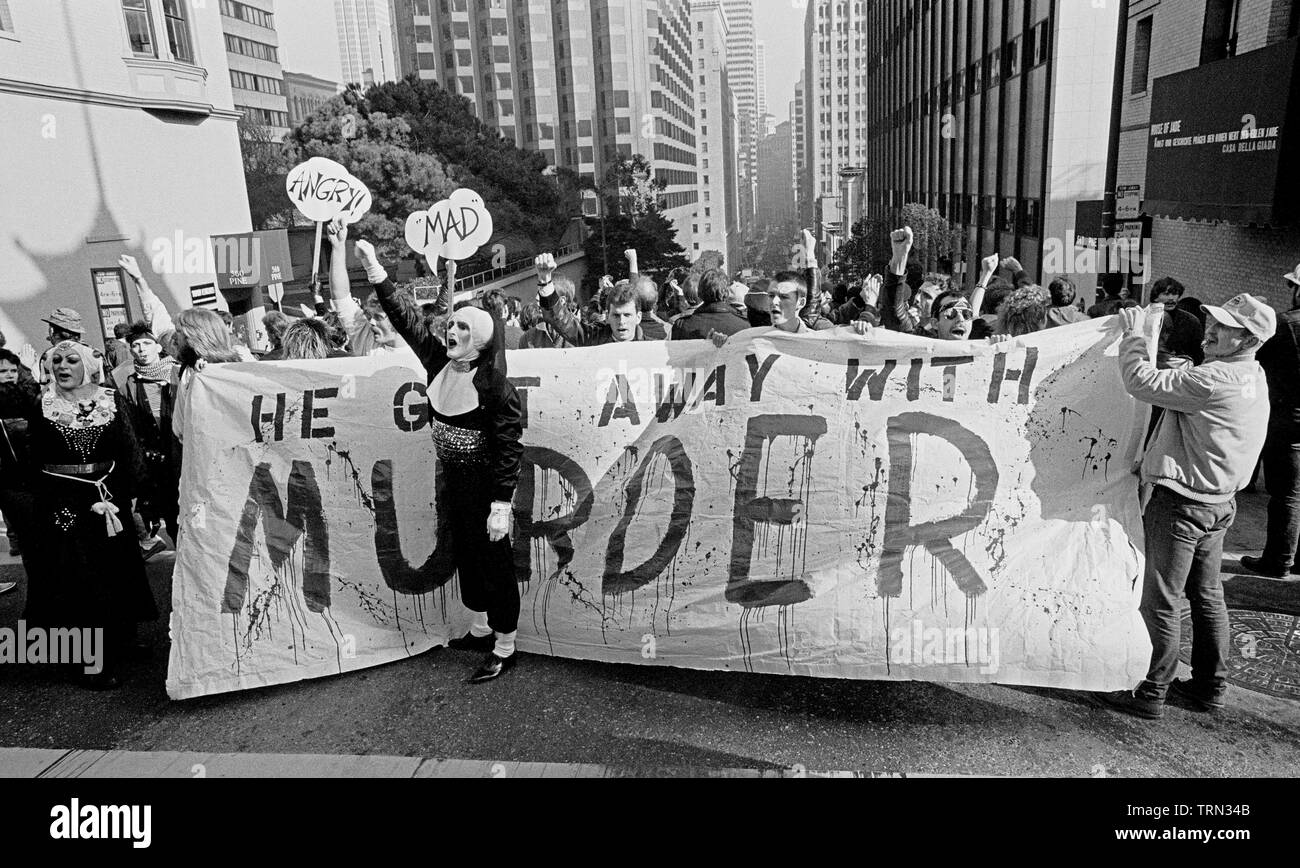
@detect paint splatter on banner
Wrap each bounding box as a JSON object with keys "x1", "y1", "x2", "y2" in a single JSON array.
[{"x1": 165, "y1": 320, "x2": 1152, "y2": 699}]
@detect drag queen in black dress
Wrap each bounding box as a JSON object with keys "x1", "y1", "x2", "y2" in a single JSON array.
[
  {"x1": 24, "y1": 340, "x2": 157, "y2": 689},
  {"x1": 355, "y1": 240, "x2": 524, "y2": 683}
]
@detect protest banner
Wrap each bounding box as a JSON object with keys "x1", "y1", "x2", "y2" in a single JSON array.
[
  {"x1": 404, "y1": 189, "x2": 494, "y2": 273},
  {"x1": 165, "y1": 320, "x2": 1152, "y2": 699}
]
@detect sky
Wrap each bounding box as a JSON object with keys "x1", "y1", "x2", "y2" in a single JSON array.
[
  {"x1": 273, "y1": 0, "x2": 805, "y2": 121},
  {"x1": 755, "y1": 0, "x2": 806, "y2": 124}
]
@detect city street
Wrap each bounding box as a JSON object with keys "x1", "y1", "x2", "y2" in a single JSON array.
[{"x1": 2, "y1": 491, "x2": 1296, "y2": 778}]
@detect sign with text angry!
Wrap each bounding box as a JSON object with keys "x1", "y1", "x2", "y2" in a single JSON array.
[{"x1": 285, "y1": 157, "x2": 372, "y2": 225}]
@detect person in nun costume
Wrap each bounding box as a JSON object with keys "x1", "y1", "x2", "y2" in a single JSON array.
[{"x1": 355, "y1": 240, "x2": 524, "y2": 683}]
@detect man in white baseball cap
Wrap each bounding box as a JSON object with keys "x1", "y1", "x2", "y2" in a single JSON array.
[
  {"x1": 1241, "y1": 264, "x2": 1300, "y2": 579},
  {"x1": 1102, "y1": 293, "x2": 1275, "y2": 720}
]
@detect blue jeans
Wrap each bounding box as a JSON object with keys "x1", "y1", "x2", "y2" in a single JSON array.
[
  {"x1": 1137, "y1": 486, "x2": 1235, "y2": 701},
  {"x1": 1261, "y1": 428, "x2": 1300, "y2": 571}
]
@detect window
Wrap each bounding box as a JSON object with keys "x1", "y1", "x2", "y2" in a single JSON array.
[
  {"x1": 1200, "y1": 0, "x2": 1239, "y2": 64},
  {"x1": 1131, "y1": 17, "x2": 1153, "y2": 94},
  {"x1": 162, "y1": 0, "x2": 193, "y2": 63},
  {"x1": 122, "y1": 0, "x2": 157, "y2": 57}
]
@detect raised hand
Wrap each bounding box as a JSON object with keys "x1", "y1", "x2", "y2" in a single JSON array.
[
  {"x1": 860, "y1": 274, "x2": 882, "y2": 307},
  {"x1": 354, "y1": 239, "x2": 379, "y2": 270},
  {"x1": 535, "y1": 253, "x2": 557, "y2": 283},
  {"x1": 117, "y1": 254, "x2": 142, "y2": 281},
  {"x1": 980, "y1": 253, "x2": 1000, "y2": 280},
  {"x1": 326, "y1": 217, "x2": 348, "y2": 248},
  {"x1": 1120, "y1": 305, "x2": 1148, "y2": 335},
  {"x1": 890, "y1": 227, "x2": 914, "y2": 256}
]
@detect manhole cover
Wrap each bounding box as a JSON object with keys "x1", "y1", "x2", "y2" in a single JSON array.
[{"x1": 1179, "y1": 609, "x2": 1300, "y2": 700}]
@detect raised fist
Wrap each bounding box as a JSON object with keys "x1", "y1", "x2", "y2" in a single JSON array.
[
  {"x1": 980, "y1": 253, "x2": 1000, "y2": 278},
  {"x1": 535, "y1": 253, "x2": 557, "y2": 282},
  {"x1": 890, "y1": 227, "x2": 914, "y2": 253},
  {"x1": 117, "y1": 254, "x2": 142, "y2": 280},
  {"x1": 354, "y1": 239, "x2": 379, "y2": 269}
]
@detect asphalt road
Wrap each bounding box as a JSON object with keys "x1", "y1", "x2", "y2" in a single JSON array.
[{"x1": 1, "y1": 492, "x2": 1297, "y2": 777}]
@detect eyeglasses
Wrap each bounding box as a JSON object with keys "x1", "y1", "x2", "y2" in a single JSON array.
[{"x1": 940, "y1": 306, "x2": 974, "y2": 321}]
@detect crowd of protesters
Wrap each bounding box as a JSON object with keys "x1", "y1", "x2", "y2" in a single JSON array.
[{"x1": 0, "y1": 216, "x2": 1295, "y2": 703}]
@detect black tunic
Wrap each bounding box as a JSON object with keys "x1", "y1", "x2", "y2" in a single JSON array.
[{"x1": 23, "y1": 388, "x2": 158, "y2": 631}]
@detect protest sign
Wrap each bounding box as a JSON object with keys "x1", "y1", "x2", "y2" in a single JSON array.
[
  {"x1": 284, "y1": 157, "x2": 372, "y2": 225},
  {"x1": 166, "y1": 321, "x2": 1151, "y2": 699},
  {"x1": 404, "y1": 189, "x2": 494, "y2": 273}
]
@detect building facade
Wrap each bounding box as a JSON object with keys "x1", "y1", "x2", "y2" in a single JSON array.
[
  {"x1": 394, "y1": 0, "x2": 700, "y2": 249},
  {"x1": 757, "y1": 120, "x2": 795, "y2": 228},
  {"x1": 862, "y1": 0, "x2": 1122, "y2": 285},
  {"x1": 1114, "y1": 0, "x2": 1300, "y2": 309},
  {"x1": 792, "y1": 69, "x2": 811, "y2": 227},
  {"x1": 221, "y1": 0, "x2": 289, "y2": 137},
  {"x1": 803, "y1": 0, "x2": 870, "y2": 254},
  {"x1": 722, "y1": 0, "x2": 757, "y2": 235},
  {"x1": 284, "y1": 71, "x2": 340, "y2": 127},
  {"x1": 335, "y1": 0, "x2": 388, "y2": 86},
  {"x1": 0, "y1": 0, "x2": 251, "y2": 349},
  {"x1": 692, "y1": 0, "x2": 740, "y2": 269}
]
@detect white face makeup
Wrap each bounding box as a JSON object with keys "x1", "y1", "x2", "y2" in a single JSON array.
[
  {"x1": 445, "y1": 314, "x2": 479, "y2": 361},
  {"x1": 51, "y1": 348, "x2": 86, "y2": 389}
]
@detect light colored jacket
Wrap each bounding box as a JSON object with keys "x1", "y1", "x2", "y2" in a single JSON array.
[{"x1": 1120, "y1": 334, "x2": 1268, "y2": 503}]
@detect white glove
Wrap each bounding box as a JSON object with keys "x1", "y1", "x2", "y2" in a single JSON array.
[
  {"x1": 354, "y1": 239, "x2": 388, "y2": 285},
  {"x1": 487, "y1": 501, "x2": 512, "y2": 542}
]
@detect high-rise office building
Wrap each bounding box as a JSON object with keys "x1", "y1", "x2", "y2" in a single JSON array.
[
  {"x1": 792, "y1": 69, "x2": 810, "y2": 227},
  {"x1": 722, "y1": 0, "x2": 757, "y2": 234},
  {"x1": 862, "y1": 0, "x2": 1122, "y2": 283},
  {"x1": 221, "y1": 0, "x2": 289, "y2": 137},
  {"x1": 755, "y1": 37, "x2": 767, "y2": 121},
  {"x1": 802, "y1": 0, "x2": 868, "y2": 254},
  {"x1": 757, "y1": 120, "x2": 794, "y2": 227},
  {"x1": 693, "y1": 0, "x2": 740, "y2": 270},
  {"x1": 335, "y1": 0, "x2": 388, "y2": 86},
  {"x1": 395, "y1": 0, "x2": 699, "y2": 249}
]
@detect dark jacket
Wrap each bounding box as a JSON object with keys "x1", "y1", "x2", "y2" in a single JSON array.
[
  {"x1": 1258, "y1": 307, "x2": 1300, "y2": 433},
  {"x1": 539, "y1": 289, "x2": 645, "y2": 346},
  {"x1": 374, "y1": 276, "x2": 523, "y2": 501},
  {"x1": 1088, "y1": 297, "x2": 1136, "y2": 319},
  {"x1": 1046, "y1": 305, "x2": 1090, "y2": 328},
  {"x1": 518, "y1": 324, "x2": 573, "y2": 350},
  {"x1": 640, "y1": 314, "x2": 671, "y2": 341},
  {"x1": 0, "y1": 380, "x2": 38, "y2": 490},
  {"x1": 670, "y1": 302, "x2": 750, "y2": 341}
]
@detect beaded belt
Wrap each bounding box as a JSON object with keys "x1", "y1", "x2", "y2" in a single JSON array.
[
  {"x1": 43, "y1": 462, "x2": 114, "y2": 476},
  {"x1": 430, "y1": 419, "x2": 488, "y2": 465}
]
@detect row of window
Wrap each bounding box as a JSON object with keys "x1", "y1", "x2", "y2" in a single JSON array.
[
  {"x1": 230, "y1": 69, "x2": 283, "y2": 96},
  {"x1": 237, "y1": 104, "x2": 288, "y2": 128},
  {"x1": 220, "y1": 0, "x2": 273, "y2": 30},
  {"x1": 224, "y1": 33, "x2": 278, "y2": 63}
]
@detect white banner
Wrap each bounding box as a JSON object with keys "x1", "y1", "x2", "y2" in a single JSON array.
[{"x1": 166, "y1": 321, "x2": 1151, "y2": 699}]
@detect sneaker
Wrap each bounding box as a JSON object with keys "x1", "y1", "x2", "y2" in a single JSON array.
[
  {"x1": 1097, "y1": 690, "x2": 1164, "y2": 720},
  {"x1": 0, "y1": 581, "x2": 15, "y2": 595},
  {"x1": 1170, "y1": 679, "x2": 1226, "y2": 712}
]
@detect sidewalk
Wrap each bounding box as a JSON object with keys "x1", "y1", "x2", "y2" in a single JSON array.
[{"x1": 2, "y1": 747, "x2": 961, "y2": 778}]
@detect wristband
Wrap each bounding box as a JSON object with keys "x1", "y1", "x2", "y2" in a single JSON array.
[{"x1": 538, "y1": 279, "x2": 553, "y2": 287}]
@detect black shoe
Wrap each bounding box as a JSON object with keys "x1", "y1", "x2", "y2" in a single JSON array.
[
  {"x1": 1239, "y1": 555, "x2": 1288, "y2": 579},
  {"x1": 1170, "y1": 679, "x2": 1226, "y2": 712},
  {"x1": 468, "y1": 652, "x2": 516, "y2": 683},
  {"x1": 1097, "y1": 690, "x2": 1164, "y2": 720},
  {"x1": 448, "y1": 632, "x2": 496, "y2": 653}
]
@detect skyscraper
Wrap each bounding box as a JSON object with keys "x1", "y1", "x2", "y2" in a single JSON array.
[
  {"x1": 757, "y1": 120, "x2": 794, "y2": 227},
  {"x1": 721, "y1": 0, "x2": 757, "y2": 234},
  {"x1": 802, "y1": 0, "x2": 869, "y2": 254},
  {"x1": 393, "y1": 0, "x2": 699, "y2": 249},
  {"x1": 792, "y1": 69, "x2": 809, "y2": 227},
  {"x1": 863, "y1": 1, "x2": 1123, "y2": 283},
  {"x1": 221, "y1": 0, "x2": 289, "y2": 138},
  {"x1": 755, "y1": 37, "x2": 767, "y2": 122},
  {"x1": 693, "y1": 0, "x2": 740, "y2": 270},
  {"x1": 335, "y1": 0, "x2": 385, "y2": 86}
]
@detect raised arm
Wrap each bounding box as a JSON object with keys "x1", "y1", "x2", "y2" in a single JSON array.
[
  {"x1": 880, "y1": 227, "x2": 920, "y2": 333},
  {"x1": 535, "y1": 253, "x2": 587, "y2": 346},
  {"x1": 1118, "y1": 306, "x2": 1214, "y2": 413},
  {"x1": 355, "y1": 240, "x2": 445, "y2": 366},
  {"x1": 971, "y1": 253, "x2": 999, "y2": 317},
  {"x1": 323, "y1": 219, "x2": 372, "y2": 356},
  {"x1": 625, "y1": 248, "x2": 638, "y2": 283},
  {"x1": 119, "y1": 254, "x2": 174, "y2": 336},
  {"x1": 800, "y1": 228, "x2": 823, "y2": 308}
]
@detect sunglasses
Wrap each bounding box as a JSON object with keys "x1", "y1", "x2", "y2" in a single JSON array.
[{"x1": 940, "y1": 305, "x2": 974, "y2": 321}]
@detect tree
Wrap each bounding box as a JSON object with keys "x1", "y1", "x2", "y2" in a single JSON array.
[
  {"x1": 898, "y1": 202, "x2": 958, "y2": 273},
  {"x1": 689, "y1": 249, "x2": 726, "y2": 277},
  {"x1": 288, "y1": 75, "x2": 580, "y2": 265},
  {"x1": 831, "y1": 216, "x2": 890, "y2": 284},
  {"x1": 582, "y1": 155, "x2": 688, "y2": 295},
  {"x1": 239, "y1": 117, "x2": 299, "y2": 230}
]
